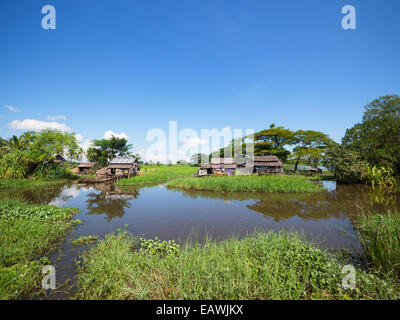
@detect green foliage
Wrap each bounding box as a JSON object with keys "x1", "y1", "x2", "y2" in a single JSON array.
[
  {"x1": 0, "y1": 129, "x2": 80, "y2": 180},
  {"x1": 139, "y1": 237, "x2": 180, "y2": 256},
  {"x1": 342, "y1": 95, "x2": 400, "y2": 175},
  {"x1": 167, "y1": 175, "x2": 323, "y2": 193},
  {"x1": 252, "y1": 124, "x2": 295, "y2": 162},
  {"x1": 0, "y1": 151, "x2": 29, "y2": 179},
  {"x1": 117, "y1": 165, "x2": 197, "y2": 186},
  {"x1": 354, "y1": 213, "x2": 400, "y2": 282},
  {"x1": 322, "y1": 146, "x2": 367, "y2": 183},
  {"x1": 33, "y1": 162, "x2": 78, "y2": 181},
  {"x1": 87, "y1": 136, "x2": 133, "y2": 167},
  {"x1": 364, "y1": 165, "x2": 398, "y2": 187},
  {"x1": 75, "y1": 231, "x2": 399, "y2": 300},
  {"x1": 0, "y1": 199, "x2": 78, "y2": 299},
  {"x1": 291, "y1": 130, "x2": 336, "y2": 170}
]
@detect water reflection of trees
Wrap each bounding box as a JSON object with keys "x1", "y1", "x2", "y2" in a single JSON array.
[
  {"x1": 176, "y1": 184, "x2": 400, "y2": 222},
  {"x1": 0, "y1": 182, "x2": 72, "y2": 205},
  {"x1": 85, "y1": 184, "x2": 139, "y2": 221}
]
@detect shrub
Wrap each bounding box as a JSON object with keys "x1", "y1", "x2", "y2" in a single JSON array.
[
  {"x1": 33, "y1": 162, "x2": 77, "y2": 181},
  {"x1": 0, "y1": 151, "x2": 29, "y2": 179},
  {"x1": 323, "y1": 146, "x2": 367, "y2": 183}
]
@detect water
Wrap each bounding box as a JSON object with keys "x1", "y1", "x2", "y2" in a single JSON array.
[{"x1": 2, "y1": 180, "x2": 400, "y2": 299}]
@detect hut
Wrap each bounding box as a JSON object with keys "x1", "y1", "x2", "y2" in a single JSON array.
[
  {"x1": 239, "y1": 156, "x2": 283, "y2": 174},
  {"x1": 96, "y1": 166, "x2": 108, "y2": 176},
  {"x1": 202, "y1": 158, "x2": 237, "y2": 176},
  {"x1": 77, "y1": 162, "x2": 97, "y2": 174},
  {"x1": 106, "y1": 157, "x2": 138, "y2": 177}
]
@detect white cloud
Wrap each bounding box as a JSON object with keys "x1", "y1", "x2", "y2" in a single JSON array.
[
  {"x1": 8, "y1": 119, "x2": 72, "y2": 132},
  {"x1": 103, "y1": 130, "x2": 130, "y2": 140},
  {"x1": 5, "y1": 105, "x2": 21, "y2": 112},
  {"x1": 181, "y1": 137, "x2": 207, "y2": 148},
  {"x1": 46, "y1": 115, "x2": 67, "y2": 121}
]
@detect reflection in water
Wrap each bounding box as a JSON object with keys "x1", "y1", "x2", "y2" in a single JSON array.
[
  {"x1": 174, "y1": 183, "x2": 400, "y2": 222},
  {"x1": 49, "y1": 185, "x2": 81, "y2": 206},
  {"x1": 0, "y1": 182, "x2": 74, "y2": 204},
  {"x1": 85, "y1": 183, "x2": 138, "y2": 221}
]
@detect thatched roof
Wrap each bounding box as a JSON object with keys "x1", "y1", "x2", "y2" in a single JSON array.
[
  {"x1": 254, "y1": 156, "x2": 280, "y2": 162},
  {"x1": 78, "y1": 162, "x2": 97, "y2": 168}
]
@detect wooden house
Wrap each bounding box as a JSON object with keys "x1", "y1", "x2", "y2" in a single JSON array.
[
  {"x1": 77, "y1": 162, "x2": 97, "y2": 174},
  {"x1": 202, "y1": 158, "x2": 237, "y2": 176},
  {"x1": 239, "y1": 156, "x2": 283, "y2": 174},
  {"x1": 106, "y1": 157, "x2": 138, "y2": 177}
]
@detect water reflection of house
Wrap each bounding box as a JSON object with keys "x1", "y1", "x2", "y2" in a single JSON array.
[{"x1": 202, "y1": 158, "x2": 237, "y2": 176}]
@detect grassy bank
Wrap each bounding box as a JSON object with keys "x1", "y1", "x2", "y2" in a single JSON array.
[
  {"x1": 354, "y1": 213, "x2": 400, "y2": 282},
  {"x1": 75, "y1": 231, "x2": 398, "y2": 300},
  {"x1": 167, "y1": 175, "x2": 323, "y2": 193},
  {"x1": 0, "y1": 178, "x2": 71, "y2": 190},
  {"x1": 117, "y1": 165, "x2": 197, "y2": 187},
  {"x1": 0, "y1": 199, "x2": 79, "y2": 299}
]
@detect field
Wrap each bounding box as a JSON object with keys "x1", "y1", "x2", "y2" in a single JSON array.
[
  {"x1": 0, "y1": 199, "x2": 79, "y2": 299},
  {"x1": 75, "y1": 230, "x2": 399, "y2": 300},
  {"x1": 117, "y1": 165, "x2": 197, "y2": 186},
  {"x1": 167, "y1": 175, "x2": 323, "y2": 193}
]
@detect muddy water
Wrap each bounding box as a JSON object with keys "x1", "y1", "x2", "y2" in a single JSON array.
[{"x1": 2, "y1": 180, "x2": 400, "y2": 299}]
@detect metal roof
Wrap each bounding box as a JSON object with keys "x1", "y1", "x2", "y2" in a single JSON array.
[{"x1": 109, "y1": 157, "x2": 136, "y2": 164}]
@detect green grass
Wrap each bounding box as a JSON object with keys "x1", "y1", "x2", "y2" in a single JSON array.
[
  {"x1": 0, "y1": 199, "x2": 79, "y2": 299},
  {"x1": 354, "y1": 213, "x2": 400, "y2": 281},
  {"x1": 0, "y1": 178, "x2": 70, "y2": 190},
  {"x1": 75, "y1": 231, "x2": 399, "y2": 300},
  {"x1": 117, "y1": 165, "x2": 197, "y2": 187},
  {"x1": 167, "y1": 175, "x2": 323, "y2": 193}
]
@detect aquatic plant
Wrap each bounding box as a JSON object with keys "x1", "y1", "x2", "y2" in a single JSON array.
[
  {"x1": 0, "y1": 199, "x2": 78, "y2": 299},
  {"x1": 139, "y1": 237, "x2": 180, "y2": 256},
  {"x1": 72, "y1": 235, "x2": 98, "y2": 246}
]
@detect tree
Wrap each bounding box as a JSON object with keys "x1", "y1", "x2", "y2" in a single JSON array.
[
  {"x1": 28, "y1": 130, "x2": 79, "y2": 164},
  {"x1": 252, "y1": 124, "x2": 294, "y2": 162},
  {"x1": 190, "y1": 153, "x2": 209, "y2": 166},
  {"x1": 292, "y1": 130, "x2": 336, "y2": 170},
  {"x1": 87, "y1": 136, "x2": 133, "y2": 167},
  {"x1": 342, "y1": 95, "x2": 400, "y2": 175},
  {"x1": 322, "y1": 146, "x2": 367, "y2": 183}
]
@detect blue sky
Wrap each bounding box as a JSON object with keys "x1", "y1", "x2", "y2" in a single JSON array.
[{"x1": 1, "y1": 0, "x2": 399, "y2": 161}]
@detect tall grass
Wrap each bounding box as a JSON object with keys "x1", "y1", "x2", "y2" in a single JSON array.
[
  {"x1": 364, "y1": 165, "x2": 398, "y2": 187},
  {"x1": 0, "y1": 199, "x2": 79, "y2": 299},
  {"x1": 354, "y1": 213, "x2": 400, "y2": 281},
  {"x1": 167, "y1": 175, "x2": 323, "y2": 193},
  {"x1": 75, "y1": 231, "x2": 399, "y2": 300},
  {"x1": 117, "y1": 165, "x2": 197, "y2": 186}
]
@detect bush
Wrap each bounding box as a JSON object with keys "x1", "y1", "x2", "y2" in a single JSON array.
[
  {"x1": 33, "y1": 162, "x2": 77, "y2": 181},
  {"x1": 0, "y1": 151, "x2": 29, "y2": 179},
  {"x1": 323, "y1": 146, "x2": 367, "y2": 183}
]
